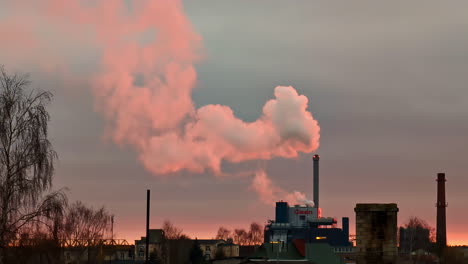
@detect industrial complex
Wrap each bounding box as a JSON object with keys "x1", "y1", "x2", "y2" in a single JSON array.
[
  {"x1": 55, "y1": 154, "x2": 455, "y2": 264},
  {"x1": 6, "y1": 153, "x2": 455, "y2": 264},
  {"x1": 247, "y1": 154, "x2": 401, "y2": 264},
  {"x1": 246, "y1": 154, "x2": 450, "y2": 264},
  {"x1": 114, "y1": 153, "x2": 450, "y2": 264},
  {"x1": 264, "y1": 155, "x2": 351, "y2": 249}
]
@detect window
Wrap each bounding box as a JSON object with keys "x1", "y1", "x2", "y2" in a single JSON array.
[
  {"x1": 300, "y1": 215, "x2": 306, "y2": 220},
  {"x1": 206, "y1": 246, "x2": 211, "y2": 252},
  {"x1": 138, "y1": 246, "x2": 144, "y2": 257},
  {"x1": 65, "y1": 252, "x2": 70, "y2": 260},
  {"x1": 121, "y1": 252, "x2": 125, "y2": 259}
]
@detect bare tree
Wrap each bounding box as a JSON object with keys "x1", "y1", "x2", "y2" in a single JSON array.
[
  {"x1": 62, "y1": 201, "x2": 112, "y2": 247},
  {"x1": 162, "y1": 220, "x2": 188, "y2": 240},
  {"x1": 161, "y1": 220, "x2": 190, "y2": 264},
  {"x1": 233, "y1": 229, "x2": 248, "y2": 245},
  {"x1": 215, "y1": 223, "x2": 263, "y2": 245},
  {"x1": 405, "y1": 217, "x2": 435, "y2": 243},
  {"x1": 248, "y1": 222, "x2": 264, "y2": 245},
  {"x1": 215, "y1": 227, "x2": 231, "y2": 241},
  {"x1": 50, "y1": 201, "x2": 112, "y2": 264},
  {"x1": 400, "y1": 216, "x2": 435, "y2": 261},
  {"x1": 0, "y1": 66, "x2": 66, "y2": 262}
]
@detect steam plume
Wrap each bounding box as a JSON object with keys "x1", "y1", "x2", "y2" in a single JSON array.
[
  {"x1": 251, "y1": 170, "x2": 308, "y2": 205},
  {"x1": 1, "y1": 0, "x2": 320, "y2": 202}
]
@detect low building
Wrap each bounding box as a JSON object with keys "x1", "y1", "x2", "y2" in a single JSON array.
[
  {"x1": 333, "y1": 246, "x2": 357, "y2": 264},
  {"x1": 62, "y1": 240, "x2": 133, "y2": 264},
  {"x1": 198, "y1": 239, "x2": 239, "y2": 260},
  {"x1": 460, "y1": 247, "x2": 468, "y2": 258},
  {"x1": 134, "y1": 229, "x2": 165, "y2": 261},
  {"x1": 218, "y1": 241, "x2": 240, "y2": 259},
  {"x1": 249, "y1": 241, "x2": 343, "y2": 264},
  {"x1": 239, "y1": 245, "x2": 258, "y2": 258},
  {"x1": 63, "y1": 247, "x2": 90, "y2": 264},
  {"x1": 101, "y1": 244, "x2": 134, "y2": 262},
  {"x1": 212, "y1": 258, "x2": 245, "y2": 264}
]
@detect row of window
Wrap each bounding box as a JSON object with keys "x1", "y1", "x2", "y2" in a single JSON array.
[{"x1": 334, "y1": 247, "x2": 354, "y2": 253}]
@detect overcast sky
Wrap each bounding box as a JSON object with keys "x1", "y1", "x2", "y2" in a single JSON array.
[{"x1": 1, "y1": 0, "x2": 468, "y2": 244}]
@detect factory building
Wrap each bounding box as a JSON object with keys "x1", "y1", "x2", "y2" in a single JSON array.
[
  {"x1": 264, "y1": 154, "x2": 351, "y2": 249},
  {"x1": 265, "y1": 201, "x2": 350, "y2": 247},
  {"x1": 256, "y1": 154, "x2": 352, "y2": 264},
  {"x1": 354, "y1": 203, "x2": 399, "y2": 264}
]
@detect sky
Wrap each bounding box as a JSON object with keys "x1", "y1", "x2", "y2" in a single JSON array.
[{"x1": 1, "y1": 0, "x2": 468, "y2": 245}]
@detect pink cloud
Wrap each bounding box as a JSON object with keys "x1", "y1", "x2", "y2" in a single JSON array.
[{"x1": 2, "y1": 0, "x2": 320, "y2": 197}]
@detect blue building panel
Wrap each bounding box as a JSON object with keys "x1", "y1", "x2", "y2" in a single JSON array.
[{"x1": 275, "y1": 201, "x2": 289, "y2": 223}]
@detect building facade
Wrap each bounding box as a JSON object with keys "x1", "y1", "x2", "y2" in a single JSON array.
[
  {"x1": 354, "y1": 203, "x2": 399, "y2": 264},
  {"x1": 134, "y1": 229, "x2": 165, "y2": 262},
  {"x1": 198, "y1": 239, "x2": 239, "y2": 260},
  {"x1": 265, "y1": 201, "x2": 351, "y2": 249}
]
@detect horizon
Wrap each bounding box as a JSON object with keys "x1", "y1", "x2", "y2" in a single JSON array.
[{"x1": 1, "y1": 0, "x2": 467, "y2": 252}]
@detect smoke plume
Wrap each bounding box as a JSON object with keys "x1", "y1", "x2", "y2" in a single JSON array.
[
  {"x1": 251, "y1": 170, "x2": 308, "y2": 206},
  {"x1": 1, "y1": 0, "x2": 320, "y2": 203}
]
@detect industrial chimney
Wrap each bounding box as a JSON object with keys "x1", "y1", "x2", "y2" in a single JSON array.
[
  {"x1": 436, "y1": 173, "x2": 447, "y2": 252},
  {"x1": 313, "y1": 154, "x2": 320, "y2": 209}
]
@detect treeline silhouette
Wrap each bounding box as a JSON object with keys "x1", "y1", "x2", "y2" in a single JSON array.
[
  {"x1": 0, "y1": 66, "x2": 112, "y2": 264},
  {"x1": 215, "y1": 222, "x2": 264, "y2": 246}
]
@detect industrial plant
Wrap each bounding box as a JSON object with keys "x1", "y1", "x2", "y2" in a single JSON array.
[
  {"x1": 245, "y1": 154, "x2": 401, "y2": 264},
  {"x1": 242, "y1": 154, "x2": 453, "y2": 264},
  {"x1": 256, "y1": 154, "x2": 352, "y2": 263}
]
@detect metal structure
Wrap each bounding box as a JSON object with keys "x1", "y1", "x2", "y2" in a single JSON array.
[
  {"x1": 436, "y1": 173, "x2": 447, "y2": 252},
  {"x1": 10, "y1": 238, "x2": 130, "y2": 248},
  {"x1": 60, "y1": 239, "x2": 130, "y2": 248}
]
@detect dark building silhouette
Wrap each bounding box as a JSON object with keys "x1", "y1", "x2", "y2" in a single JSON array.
[{"x1": 355, "y1": 203, "x2": 399, "y2": 264}]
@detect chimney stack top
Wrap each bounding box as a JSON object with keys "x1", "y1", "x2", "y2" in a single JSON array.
[{"x1": 437, "y1": 173, "x2": 446, "y2": 182}]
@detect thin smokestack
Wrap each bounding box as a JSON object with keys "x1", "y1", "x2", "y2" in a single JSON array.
[
  {"x1": 436, "y1": 173, "x2": 447, "y2": 252},
  {"x1": 313, "y1": 154, "x2": 320, "y2": 208},
  {"x1": 146, "y1": 189, "x2": 150, "y2": 264}
]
